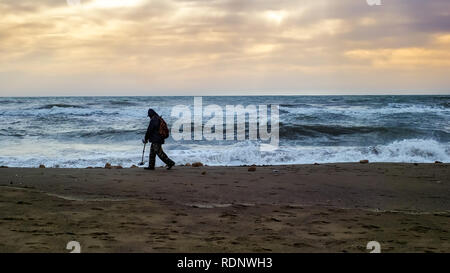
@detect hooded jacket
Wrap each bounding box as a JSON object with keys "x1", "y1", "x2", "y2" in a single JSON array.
[{"x1": 145, "y1": 109, "x2": 164, "y2": 144}]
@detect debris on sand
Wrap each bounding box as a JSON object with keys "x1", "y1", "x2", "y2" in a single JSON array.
[
  {"x1": 192, "y1": 162, "x2": 203, "y2": 167},
  {"x1": 86, "y1": 167, "x2": 93, "y2": 169},
  {"x1": 104, "y1": 163, "x2": 123, "y2": 169},
  {"x1": 130, "y1": 165, "x2": 138, "y2": 168},
  {"x1": 39, "y1": 164, "x2": 46, "y2": 169},
  {"x1": 185, "y1": 163, "x2": 191, "y2": 166},
  {"x1": 359, "y1": 160, "x2": 369, "y2": 164},
  {"x1": 248, "y1": 166, "x2": 256, "y2": 172},
  {"x1": 201, "y1": 171, "x2": 206, "y2": 175}
]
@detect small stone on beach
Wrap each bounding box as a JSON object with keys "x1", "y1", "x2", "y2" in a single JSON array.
[
  {"x1": 435, "y1": 161, "x2": 443, "y2": 164},
  {"x1": 192, "y1": 162, "x2": 203, "y2": 167},
  {"x1": 359, "y1": 160, "x2": 369, "y2": 164},
  {"x1": 130, "y1": 165, "x2": 138, "y2": 168},
  {"x1": 39, "y1": 164, "x2": 46, "y2": 168},
  {"x1": 248, "y1": 166, "x2": 256, "y2": 172},
  {"x1": 105, "y1": 163, "x2": 112, "y2": 169},
  {"x1": 201, "y1": 171, "x2": 206, "y2": 175}
]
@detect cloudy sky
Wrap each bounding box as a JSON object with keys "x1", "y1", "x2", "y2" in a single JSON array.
[{"x1": 0, "y1": 0, "x2": 449, "y2": 96}]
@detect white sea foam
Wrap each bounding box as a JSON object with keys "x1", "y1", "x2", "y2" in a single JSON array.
[
  {"x1": 0, "y1": 139, "x2": 448, "y2": 168},
  {"x1": 167, "y1": 139, "x2": 449, "y2": 165},
  {"x1": 1, "y1": 96, "x2": 449, "y2": 167},
  {"x1": 282, "y1": 103, "x2": 449, "y2": 117}
]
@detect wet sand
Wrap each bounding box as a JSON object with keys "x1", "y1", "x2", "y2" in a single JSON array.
[{"x1": 0, "y1": 163, "x2": 449, "y2": 252}]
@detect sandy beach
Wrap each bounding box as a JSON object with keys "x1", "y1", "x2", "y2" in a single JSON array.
[{"x1": 0, "y1": 163, "x2": 449, "y2": 253}]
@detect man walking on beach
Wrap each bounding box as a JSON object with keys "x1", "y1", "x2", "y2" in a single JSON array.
[{"x1": 143, "y1": 109, "x2": 175, "y2": 170}]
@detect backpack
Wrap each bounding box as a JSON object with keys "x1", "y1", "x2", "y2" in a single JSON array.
[{"x1": 158, "y1": 116, "x2": 169, "y2": 139}]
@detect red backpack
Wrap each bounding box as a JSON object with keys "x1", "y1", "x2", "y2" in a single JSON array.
[{"x1": 158, "y1": 116, "x2": 169, "y2": 139}]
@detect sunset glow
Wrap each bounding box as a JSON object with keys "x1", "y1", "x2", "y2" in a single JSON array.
[{"x1": 0, "y1": 0, "x2": 449, "y2": 96}]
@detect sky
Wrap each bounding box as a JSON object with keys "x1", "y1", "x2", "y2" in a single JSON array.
[{"x1": 0, "y1": 0, "x2": 449, "y2": 96}]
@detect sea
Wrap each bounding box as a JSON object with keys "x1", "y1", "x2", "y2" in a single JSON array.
[{"x1": 0, "y1": 95, "x2": 449, "y2": 168}]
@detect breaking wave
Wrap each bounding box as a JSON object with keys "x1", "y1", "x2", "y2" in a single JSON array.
[
  {"x1": 0, "y1": 139, "x2": 448, "y2": 168},
  {"x1": 37, "y1": 104, "x2": 85, "y2": 109},
  {"x1": 0, "y1": 95, "x2": 449, "y2": 167}
]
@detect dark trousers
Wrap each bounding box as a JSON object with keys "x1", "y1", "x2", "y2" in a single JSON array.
[{"x1": 149, "y1": 143, "x2": 174, "y2": 168}]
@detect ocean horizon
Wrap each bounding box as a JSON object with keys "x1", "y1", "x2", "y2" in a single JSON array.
[{"x1": 0, "y1": 95, "x2": 449, "y2": 168}]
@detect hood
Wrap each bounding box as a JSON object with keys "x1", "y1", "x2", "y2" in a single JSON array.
[{"x1": 148, "y1": 109, "x2": 157, "y2": 118}]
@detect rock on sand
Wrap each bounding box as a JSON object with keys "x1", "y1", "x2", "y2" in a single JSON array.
[{"x1": 192, "y1": 162, "x2": 203, "y2": 167}]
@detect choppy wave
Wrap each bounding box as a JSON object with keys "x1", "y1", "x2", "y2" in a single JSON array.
[
  {"x1": 279, "y1": 123, "x2": 450, "y2": 144},
  {"x1": 166, "y1": 139, "x2": 450, "y2": 166},
  {"x1": 37, "y1": 104, "x2": 85, "y2": 109},
  {"x1": 109, "y1": 101, "x2": 139, "y2": 106},
  {"x1": 58, "y1": 128, "x2": 145, "y2": 142},
  {"x1": 0, "y1": 139, "x2": 448, "y2": 168},
  {"x1": 0, "y1": 96, "x2": 449, "y2": 167},
  {"x1": 281, "y1": 103, "x2": 449, "y2": 117},
  {"x1": 280, "y1": 124, "x2": 415, "y2": 137}
]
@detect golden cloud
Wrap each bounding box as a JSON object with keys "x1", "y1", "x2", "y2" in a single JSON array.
[{"x1": 0, "y1": 0, "x2": 449, "y2": 95}]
